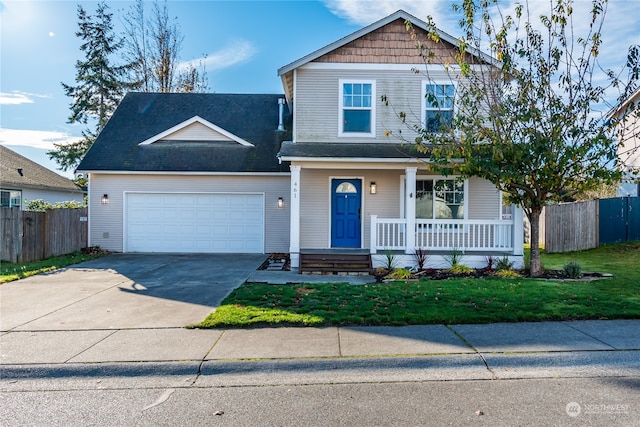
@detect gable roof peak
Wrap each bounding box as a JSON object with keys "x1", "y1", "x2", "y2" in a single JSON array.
[
  {"x1": 138, "y1": 115, "x2": 254, "y2": 146},
  {"x1": 278, "y1": 9, "x2": 473, "y2": 77}
]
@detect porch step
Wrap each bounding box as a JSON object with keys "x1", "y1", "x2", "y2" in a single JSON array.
[{"x1": 299, "y1": 251, "x2": 373, "y2": 274}]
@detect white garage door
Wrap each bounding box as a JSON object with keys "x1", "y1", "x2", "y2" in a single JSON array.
[{"x1": 125, "y1": 193, "x2": 264, "y2": 253}]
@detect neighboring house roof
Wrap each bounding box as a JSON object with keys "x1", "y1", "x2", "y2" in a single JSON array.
[
  {"x1": 77, "y1": 92, "x2": 292, "y2": 173},
  {"x1": 277, "y1": 9, "x2": 498, "y2": 103},
  {"x1": 278, "y1": 142, "x2": 431, "y2": 162},
  {"x1": 610, "y1": 87, "x2": 640, "y2": 118},
  {"x1": 0, "y1": 145, "x2": 82, "y2": 193}
]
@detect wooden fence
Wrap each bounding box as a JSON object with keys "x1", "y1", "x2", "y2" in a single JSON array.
[
  {"x1": 1, "y1": 207, "x2": 88, "y2": 263},
  {"x1": 544, "y1": 200, "x2": 598, "y2": 253}
]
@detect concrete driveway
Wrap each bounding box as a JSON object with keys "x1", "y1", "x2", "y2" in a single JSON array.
[{"x1": 0, "y1": 253, "x2": 267, "y2": 331}]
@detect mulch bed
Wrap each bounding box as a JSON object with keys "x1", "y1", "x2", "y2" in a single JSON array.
[{"x1": 258, "y1": 253, "x2": 291, "y2": 271}]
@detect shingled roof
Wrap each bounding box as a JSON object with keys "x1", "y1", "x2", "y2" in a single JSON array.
[
  {"x1": 0, "y1": 145, "x2": 82, "y2": 193},
  {"x1": 77, "y1": 92, "x2": 292, "y2": 173},
  {"x1": 278, "y1": 141, "x2": 432, "y2": 160}
]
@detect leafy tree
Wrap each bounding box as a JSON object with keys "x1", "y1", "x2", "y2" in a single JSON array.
[
  {"x1": 50, "y1": 2, "x2": 131, "y2": 171},
  {"x1": 122, "y1": 0, "x2": 208, "y2": 93},
  {"x1": 389, "y1": 0, "x2": 639, "y2": 276}
]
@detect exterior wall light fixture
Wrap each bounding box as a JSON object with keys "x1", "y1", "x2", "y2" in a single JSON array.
[
  {"x1": 101, "y1": 194, "x2": 109, "y2": 205},
  {"x1": 278, "y1": 197, "x2": 284, "y2": 208},
  {"x1": 370, "y1": 182, "x2": 377, "y2": 194}
]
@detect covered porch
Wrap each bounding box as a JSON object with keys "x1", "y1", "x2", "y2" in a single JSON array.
[
  {"x1": 370, "y1": 213, "x2": 524, "y2": 269},
  {"x1": 282, "y1": 145, "x2": 524, "y2": 270}
]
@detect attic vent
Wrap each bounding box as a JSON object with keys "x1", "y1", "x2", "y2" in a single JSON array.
[
  {"x1": 277, "y1": 98, "x2": 286, "y2": 131},
  {"x1": 17, "y1": 168, "x2": 23, "y2": 176}
]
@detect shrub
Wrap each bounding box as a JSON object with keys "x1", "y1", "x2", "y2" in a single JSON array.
[
  {"x1": 494, "y1": 269, "x2": 521, "y2": 278},
  {"x1": 382, "y1": 250, "x2": 398, "y2": 270},
  {"x1": 413, "y1": 248, "x2": 428, "y2": 270},
  {"x1": 496, "y1": 256, "x2": 515, "y2": 271},
  {"x1": 444, "y1": 248, "x2": 464, "y2": 267},
  {"x1": 386, "y1": 268, "x2": 414, "y2": 280},
  {"x1": 25, "y1": 199, "x2": 86, "y2": 212},
  {"x1": 484, "y1": 256, "x2": 495, "y2": 270},
  {"x1": 448, "y1": 264, "x2": 474, "y2": 275},
  {"x1": 563, "y1": 261, "x2": 583, "y2": 279}
]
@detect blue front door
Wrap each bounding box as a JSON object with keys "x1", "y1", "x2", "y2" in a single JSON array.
[{"x1": 331, "y1": 179, "x2": 361, "y2": 248}]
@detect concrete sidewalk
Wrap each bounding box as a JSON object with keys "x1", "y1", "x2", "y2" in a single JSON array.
[{"x1": 1, "y1": 320, "x2": 638, "y2": 365}]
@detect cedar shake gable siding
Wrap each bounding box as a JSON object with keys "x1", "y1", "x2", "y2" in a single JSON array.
[{"x1": 313, "y1": 19, "x2": 464, "y2": 65}]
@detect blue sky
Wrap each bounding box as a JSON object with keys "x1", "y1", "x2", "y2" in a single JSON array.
[{"x1": 1, "y1": 0, "x2": 639, "y2": 178}]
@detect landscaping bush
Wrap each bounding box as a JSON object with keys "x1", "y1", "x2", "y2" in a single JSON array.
[{"x1": 563, "y1": 261, "x2": 583, "y2": 279}]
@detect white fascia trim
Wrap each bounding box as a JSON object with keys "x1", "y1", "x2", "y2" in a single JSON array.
[
  {"x1": 281, "y1": 157, "x2": 432, "y2": 163},
  {"x1": 302, "y1": 63, "x2": 491, "y2": 75},
  {"x1": 81, "y1": 170, "x2": 290, "y2": 176},
  {"x1": 138, "y1": 115, "x2": 254, "y2": 146}
]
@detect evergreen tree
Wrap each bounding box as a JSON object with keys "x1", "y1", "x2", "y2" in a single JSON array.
[{"x1": 50, "y1": 2, "x2": 130, "y2": 171}]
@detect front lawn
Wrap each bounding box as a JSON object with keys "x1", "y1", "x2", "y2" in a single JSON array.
[
  {"x1": 194, "y1": 242, "x2": 640, "y2": 328},
  {"x1": 0, "y1": 251, "x2": 105, "y2": 283}
]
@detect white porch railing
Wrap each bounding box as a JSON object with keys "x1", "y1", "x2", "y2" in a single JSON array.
[{"x1": 370, "y1": 215, "x2": 520, "y2": 253}]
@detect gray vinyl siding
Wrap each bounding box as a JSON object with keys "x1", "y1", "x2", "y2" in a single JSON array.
[
  {"x1": 468, "y1": 177, "x2": 501, "y2": 219},
  {"x1": 165, "y1": 122, "x2": 233, "y2": 141},
  {"x1": 299, "y1": 168, "x2": 404, "y2": 249},
  {"x1": 295, "y1": 67, "x2": 452, "y2": 143},
  {"x1": 88, "y1": 173, "x2": 289, "y2": 253},
  {"x1": 299, "y1": 170, "x2": 330, "y2": 248}
]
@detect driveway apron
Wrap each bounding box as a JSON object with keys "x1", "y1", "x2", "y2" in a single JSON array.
[{"x1": 0, "y1": 253, "x2": 267, "y2": 331}]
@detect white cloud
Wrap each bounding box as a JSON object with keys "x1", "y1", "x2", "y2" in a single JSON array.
[
  {"x1": 0, "y1": 91, "x2": 51, "y2": 105},
  {"x1": 322, "y1": 0, "x2": 457, "y2": 32},
  {"x1": 0, "y1": 92, "x2": 34, "y2": 105},
  {"x1": 48, "y1": 31, "x2": 55, "y2": 37},
  {"x1": 0, "y1": 128, "x2": 82, "y2": 150},
  {"x1": 178, "y1": 40, "x2": 257, "y2": 72}
]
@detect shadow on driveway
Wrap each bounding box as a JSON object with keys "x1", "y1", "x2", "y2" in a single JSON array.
[{"x1": 0, "y1": 253, "x2": 267, "y2": 331}]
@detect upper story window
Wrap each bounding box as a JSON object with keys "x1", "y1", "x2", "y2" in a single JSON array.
[
  {"x1": 339, "y1": 80, "x2": 376, "y2": 137},
  {"x1": 423, "y1": 82, "x2": 455, "y2": 132},
  {"x1": 0, "y1": 189, "x2": 22, "y2": 208}
]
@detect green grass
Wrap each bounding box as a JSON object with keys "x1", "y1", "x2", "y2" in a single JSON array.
[
  {"x1": 194, "y1": 242, "x2": 640, "y2": 328},
  {"x1": 0, "y1": 251, "x2": 105, "y2": 283}
]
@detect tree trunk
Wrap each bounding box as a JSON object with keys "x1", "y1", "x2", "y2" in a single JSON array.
[{"x1": 528, "y1": 206, "x2": 543, "y2": 277}]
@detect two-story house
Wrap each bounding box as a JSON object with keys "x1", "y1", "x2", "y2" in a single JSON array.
[
  {"x1": 77, "y1": 10, "x2": 524, "y2": 270},
  {"x1": 614, "y1": 87, "x2": 640, "y2": 197}
]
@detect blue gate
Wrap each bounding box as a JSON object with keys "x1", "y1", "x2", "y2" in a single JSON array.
[{"x1": 599, "y1": 197, "x2": 640, "y2": 244}]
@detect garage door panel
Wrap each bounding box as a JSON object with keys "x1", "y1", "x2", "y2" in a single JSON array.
[{"x1": 126, "y1": 193, "x2": 264, "y2": 253}]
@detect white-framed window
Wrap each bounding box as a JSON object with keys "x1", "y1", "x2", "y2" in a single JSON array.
[
  {"x1": 415, "y1": 178, "x2": 465, "y2": 219},
  {"x1": 0, "y1": 189, "x2": 22, "y2": 208},
  {"x1": 422, "y1": 81, "x2": 455, "y2": 132},
  {"x1": 339, "y1": 79, "x2": 376, "y2": 137}
]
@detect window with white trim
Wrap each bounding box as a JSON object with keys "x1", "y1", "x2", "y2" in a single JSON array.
[
  {"x1": 339, "y1": 80, "x2": 375, "y2": 137},
  {"x1": 423, "y1": 82, "x2": 455, "y2": 132},
  {"x1": 416, "y1": 178, "x2": 464, "y2": 219},
  {"x1": 0, "y1": 189, "x2": 22, "y2": 208}
]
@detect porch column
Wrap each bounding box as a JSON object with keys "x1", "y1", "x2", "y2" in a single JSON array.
[
  {"x1": 405, "y1": 167, "x2": 417, "y2": 254},
  {"x1": 513, "y1": 205, "x2": 524, "y2": 256},
  {"x1": 289, "y1": 165, "x2": 301, "y2": 268}
]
